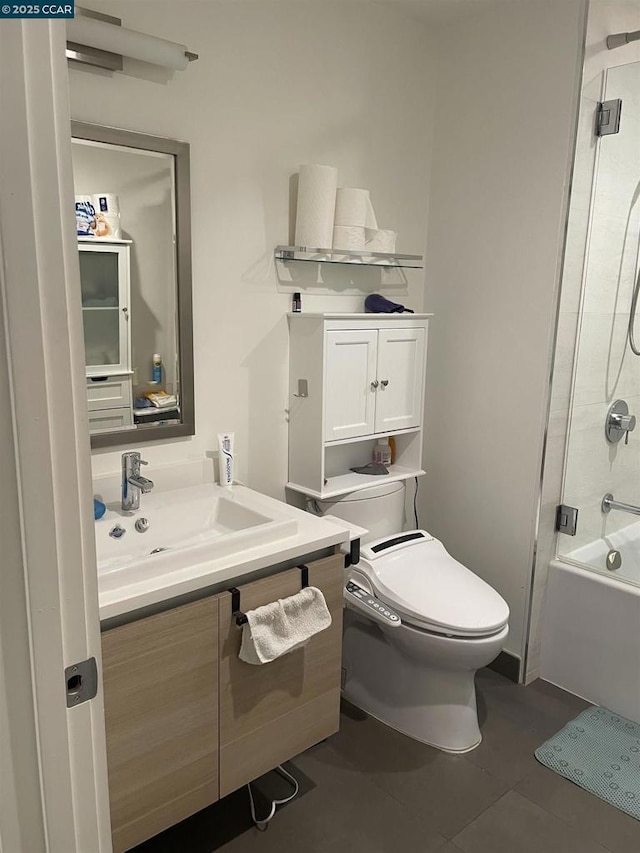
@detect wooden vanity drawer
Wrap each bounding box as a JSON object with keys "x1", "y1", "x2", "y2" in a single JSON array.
[
  {"x1": 217, "y1": 552, "x2": 343, "y2": 797},
  {"x1": 87, "y1": 376, "x2": 132, "y2": 410},
  {"x1": 102, "y1": 597, "x2": 219, "y2": 853}
]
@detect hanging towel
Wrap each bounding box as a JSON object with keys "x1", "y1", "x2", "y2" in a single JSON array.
[{"x1": 239, "y1": 586, "x2": 332, "y2": 665}]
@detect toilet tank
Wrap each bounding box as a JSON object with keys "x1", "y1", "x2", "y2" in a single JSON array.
[{"x1": 308, "y1": 481, "x2": 405, "y2": 545}]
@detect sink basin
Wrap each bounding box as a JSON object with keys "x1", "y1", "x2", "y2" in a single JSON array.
[{"x1": 96, "y1": 483, "x2": 298, "y2": 591}]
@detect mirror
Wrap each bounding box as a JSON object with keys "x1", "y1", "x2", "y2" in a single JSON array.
[{"x1": 71, "y1": 121, "x2": 194, "y2": 449}]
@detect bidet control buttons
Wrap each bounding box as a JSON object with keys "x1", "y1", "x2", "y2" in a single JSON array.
[{"x1": 344, "y1": 581, "x2": 401, "y2": 627}]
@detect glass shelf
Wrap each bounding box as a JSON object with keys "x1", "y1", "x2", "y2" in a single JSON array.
[{"x1": 275, "y1": 245, "x2": 423, "y2": 269}]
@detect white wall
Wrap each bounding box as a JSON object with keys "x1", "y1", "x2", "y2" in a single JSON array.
[
  {"x1": 69, "y1": 0, "x2": 437, "y2": 494},
  {"x1": 421, "y1": 0, "x2": 586, "y2": 663}
]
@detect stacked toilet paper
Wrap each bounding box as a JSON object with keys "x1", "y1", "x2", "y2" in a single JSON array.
[
  {"x1": 92, "y1": 193, "x2": 121, "y2": 239},
  {"x1": 75, "y1": 193, "x2": 121, "y2": 239},
  {"x1": 365, "y1": 229, "x2": 397, "y2": 255},
  {"x1": 294, "y1": 164, "x2": 397, "y2": 256},
  {"x1": 295, "y1": 165, "x2": 338, "y2": 249},
  {"x1": 332, "y1": 188, "x2": 379, "y2": 251},
  {"x1": 75, "y1": 195, "x2": 96, "y2": 237}
]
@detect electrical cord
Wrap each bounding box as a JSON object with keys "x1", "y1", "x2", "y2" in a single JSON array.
[
  {"x1": 247, "y1": 764, "x2": 299, "y2": 832},
  {"x1": 414, "y1": 477, "x2": 419, "y2": 528}
]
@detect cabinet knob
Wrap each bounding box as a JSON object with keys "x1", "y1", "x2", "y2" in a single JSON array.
[
  {"x1": 380, "y1": 379, "x2": 389, "y2": 387},
  {"x1": 371, "y1": 380, "x2": 379, "y2": 390}
]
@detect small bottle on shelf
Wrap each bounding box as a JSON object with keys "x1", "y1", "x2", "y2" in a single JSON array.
[
  {"x1": 373, "y1": 438, "x2": 392, "y2": 466},
  {"x1": 152, "y1": 353, "x2": 162, "y2": 385}
]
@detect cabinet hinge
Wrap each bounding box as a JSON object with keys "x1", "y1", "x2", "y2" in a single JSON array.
[
  {"x1": 596, "y1": 99, "x2": 622, "y2": 136},
  {"x1": 555, "y1": 504, "x2": 578, "y2": 536},
  {"x1": 65, "y1": 657, "x2": 98, "y2": 707}
]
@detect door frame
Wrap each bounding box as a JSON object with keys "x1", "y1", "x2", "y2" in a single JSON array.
[{"x1": 0, "y1": 19, "x2": 111, "y2": 852}]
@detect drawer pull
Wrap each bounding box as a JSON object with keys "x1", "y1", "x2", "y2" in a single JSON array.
[{"x1": 230, "y1": 565, "x2": 310, "y2": 627}]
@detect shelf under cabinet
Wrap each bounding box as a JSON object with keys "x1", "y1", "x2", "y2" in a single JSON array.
[
  {"x1": 324, "y1": 426, "x2": 421, "y2": 448},
  {"x1": 275, "y1": 245, "x2": 423, "y2": 269},
  {"x1": 287, "y1": 465, "x2": 425, "y2": 500}
]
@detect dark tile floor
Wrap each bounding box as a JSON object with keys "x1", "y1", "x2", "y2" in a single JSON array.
[{"x1": 135, "y1": 670, "x2": 640, "y2": 853}]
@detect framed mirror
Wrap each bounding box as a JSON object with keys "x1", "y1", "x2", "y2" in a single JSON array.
[{"x1": 71, "y1": 121, "x2": 194, "y2": 449}]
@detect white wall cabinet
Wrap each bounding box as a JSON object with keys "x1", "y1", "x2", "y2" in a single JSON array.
[
  {"x1": 79, "y1": 239, "x2": 134, "y2": 432},
  {"x1": 325, "y1": 326, "x2": 425, "y2": 441},
  {"x1": 289, "y1": 313, "x2": 430, "y2": 499}
]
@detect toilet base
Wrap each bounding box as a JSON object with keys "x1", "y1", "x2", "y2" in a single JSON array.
[
  {"x1": 346, "y1": 703, "x2": 482, "y2": 754},
  {"x1": 342, "y1": 610, "x2": 507, "y2": 753}
]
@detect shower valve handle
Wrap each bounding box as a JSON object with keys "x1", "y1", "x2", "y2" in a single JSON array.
[
  {"x1": 612, "y1": 413, "x2": 636, "y2": 444},
  {"x1": 606, "y1": 401, "x2": 636, "y2": 445}
]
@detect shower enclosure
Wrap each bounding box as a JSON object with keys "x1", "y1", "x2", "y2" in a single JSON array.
[
  {"x1": 559, "y1": 59, "x2": 640, "y2": 584},
  {"x1": 541, "y1": 58, "x2": 640, "y2": 721}
]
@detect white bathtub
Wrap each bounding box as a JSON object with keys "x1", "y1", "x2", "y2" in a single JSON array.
[
  {"x1": 541, "y1": 550, "x2": 640, "y2": 723},
  {"x1": 566, "y1": 523, "x2": 640, "y2": 587}
]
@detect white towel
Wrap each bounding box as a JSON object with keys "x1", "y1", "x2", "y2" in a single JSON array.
[{"x1": 239, "y1": 586, "x2": 332, "y2": 665}]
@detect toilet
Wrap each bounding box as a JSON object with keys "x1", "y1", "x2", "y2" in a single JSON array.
[{"x1": 310, "y1": 481, "x2": 509, "y2": 753}]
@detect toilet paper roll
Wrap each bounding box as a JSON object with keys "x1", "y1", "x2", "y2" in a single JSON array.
[
  {"x1": 295, "y1": 165, "x2": 338, "y2": 249},
  {"x1": 365, "y1": 229, "x2": 397, "y2": 255},
  {"x1": 93, "y1": 193, "x2": 120, "y2": 215},
  {"x1": 75, "y1": 195, "x2": 96, "y2": 236},
  {"x1": 332, "y1": 225, "x2": 366, "y2": 251},
  {"x1": 366, "y1": 197, "x2": 378, "y2": 231},
  {"x1": 94, "y1": 212, "x2": 121, "y2": 239},
  {"x1": 335, "y1": 188, "x2": 369, "y2": 227}
]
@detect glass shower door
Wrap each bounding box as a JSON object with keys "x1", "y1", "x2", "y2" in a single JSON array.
[{"x1": 558, "y1": 60, "x2": 640, "y2": 585}]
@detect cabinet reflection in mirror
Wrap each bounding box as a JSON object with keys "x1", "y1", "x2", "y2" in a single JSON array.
[{"x1": 71, "y1": 121, "x2": 194, "y2": 448}]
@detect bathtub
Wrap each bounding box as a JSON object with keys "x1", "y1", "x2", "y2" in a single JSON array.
[{"x1": 540, "y1": 536, "x2": 640, "y2": 723}]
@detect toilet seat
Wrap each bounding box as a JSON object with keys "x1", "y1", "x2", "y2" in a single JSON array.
[{"x1": 356, "y1": 531, "x2": 510, "y2": 638}]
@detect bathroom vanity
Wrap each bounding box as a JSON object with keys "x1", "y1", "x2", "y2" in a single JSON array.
[{"x1": 95, "y1": 480, "x2": 347, "y2": 852}]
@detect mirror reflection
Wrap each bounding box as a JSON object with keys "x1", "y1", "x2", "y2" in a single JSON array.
[{"x1": 71, "y1": 123, "x2": 193, "y2": 448}]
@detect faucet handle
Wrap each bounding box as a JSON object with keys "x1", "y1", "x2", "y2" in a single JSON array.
[{"x1": 139, "y1": 458, "x2": 149, "y2": 466}]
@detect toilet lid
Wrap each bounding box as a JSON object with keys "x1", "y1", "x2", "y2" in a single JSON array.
[{"x1": 358, "y1": 532, "x2": 510, "y2": 637}]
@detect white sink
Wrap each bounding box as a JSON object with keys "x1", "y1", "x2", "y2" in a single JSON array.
[{"x1": 96, "y1": 483, "x2": 298, "y2": 591}]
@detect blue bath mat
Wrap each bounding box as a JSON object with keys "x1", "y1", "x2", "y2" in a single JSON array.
[{"x1": 535, "y1": 706, "x2": 640, "y2": 820}]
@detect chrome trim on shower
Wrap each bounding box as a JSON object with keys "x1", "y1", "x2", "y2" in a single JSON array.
[
  {"x1": 601, "y1": 493, "x2": 640, "y2": 516},
  {"x1": 628, "y1": 267, "x2": 640, "y2": 355}
]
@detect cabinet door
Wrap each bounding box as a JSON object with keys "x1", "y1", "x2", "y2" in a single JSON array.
[
  {"x1": 324, "y1": 330, "x2": 377, "y2": 441},
  {"x1": 374, "y1": 327, "x2": 426, "y2": 433},
  {"x1": 218, "y1": 553, "x2": 343, "y2": 797},
  {"x1": 102, "y1": 597, "x2": 219, "y2": 853},
  {"x1": 79, "y1": 244, "x2": 130, "y2": 376}
]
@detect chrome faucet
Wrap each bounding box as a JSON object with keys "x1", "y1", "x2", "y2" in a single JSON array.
[{"x1": 121, "y1": 451, "x2": 154, "y2": 512}]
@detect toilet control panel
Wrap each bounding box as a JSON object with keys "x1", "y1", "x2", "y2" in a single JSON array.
[{"x1": 344, "y1": 581, "x2": 401, "y2": 627}]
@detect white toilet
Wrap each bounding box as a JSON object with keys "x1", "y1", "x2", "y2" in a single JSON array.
[{"x1": 310, "y1": 481, "x2": 509, "y2": 753}]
